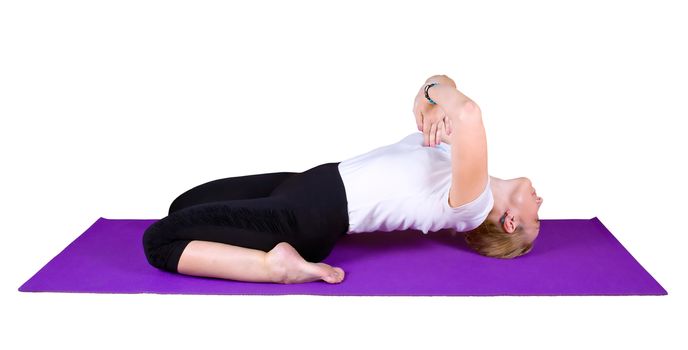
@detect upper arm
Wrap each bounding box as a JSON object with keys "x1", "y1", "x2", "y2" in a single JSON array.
[{"x1": 447, "y1": 101, "x2": 489, "y2": 208}]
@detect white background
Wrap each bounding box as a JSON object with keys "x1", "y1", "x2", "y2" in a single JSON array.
[{"x1": 1, "y1": 0, "x2": 686, "y2": 349}]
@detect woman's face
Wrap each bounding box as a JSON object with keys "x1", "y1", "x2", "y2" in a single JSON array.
[{"x1": 509, "y1": 177, "x2": 543, "y2": 242}]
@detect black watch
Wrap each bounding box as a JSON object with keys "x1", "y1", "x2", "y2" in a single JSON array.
[{"x1": 424, "y1": 83, "x2": 438, "y2": 105}]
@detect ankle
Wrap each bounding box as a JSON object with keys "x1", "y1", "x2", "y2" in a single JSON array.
[{"x1": 264, "y1": 250, "x2": 287, "y2": 284}]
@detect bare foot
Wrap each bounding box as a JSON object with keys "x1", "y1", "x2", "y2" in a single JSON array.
[{"x1": 265, "y1": 242, "x2": 345, "y2": 284}]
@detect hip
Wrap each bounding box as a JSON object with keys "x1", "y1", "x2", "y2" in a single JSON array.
[{"x1": 270, "y1": 162, "x2": 350, "y2": 235}]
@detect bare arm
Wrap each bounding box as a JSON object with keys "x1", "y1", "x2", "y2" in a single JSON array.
[
  {"x1": 426, "y1": 85, "x2": 488, "y2": 208},
  {"x1": 424, "y1": 75, "x2": 457, "y2": 144},
  {"x1": 423, "y1": 81, "x2": 472, "y2": 110},
  {"x1": 413, "y1": 75, "x2": 459, "y2": 145},
  {"x1": 425, "y1": 74, "x2": 457, "y2": 89}
]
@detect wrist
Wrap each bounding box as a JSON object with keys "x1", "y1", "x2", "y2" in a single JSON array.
[
  {"x1": 425, "y1": 83, "x2": 456, "y2": 108},
  {"x1": 425, "y1": 74, "x2": 456, "y2": 88},
  {"x1": 424, "y1": 82, "x2": 439, "y2": 105},
  {"x1": 426, "y1": 83, "x2": 472, "y2": 113}
]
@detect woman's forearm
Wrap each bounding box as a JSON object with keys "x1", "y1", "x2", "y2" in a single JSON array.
[{"x1": 425, "y1": 82, "x2": 472, "y2": 113}]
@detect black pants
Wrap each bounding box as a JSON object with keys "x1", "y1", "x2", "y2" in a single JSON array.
[{"x1": 142, "y1": 162, "x2": 350, "y2": 273}]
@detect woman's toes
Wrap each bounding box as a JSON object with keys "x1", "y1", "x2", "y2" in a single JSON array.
[
  {"x1": 324, "y1": 266, "x2": 345, "y2": 283},
  {"x1": 334, "y1": 267, "x2": 345, "y2": 282},
  {"x1": 322, "y1": 273, "x2": 337, "y2": 284},
  {"x1": 313, "y1": 264, "x2": 334, "y2": 283}
]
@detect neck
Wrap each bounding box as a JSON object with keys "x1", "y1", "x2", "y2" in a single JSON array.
[{"x1": 488, "y1": 175, "x2": 509, "y2": 220}]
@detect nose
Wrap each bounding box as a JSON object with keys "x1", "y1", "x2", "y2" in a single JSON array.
[{"x1": 536, "y1": 196, "x2": 543, "y2": 206}]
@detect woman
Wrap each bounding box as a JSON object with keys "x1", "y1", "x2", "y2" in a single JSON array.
[{"x1": 142, "y1": 74, "x2": 544, "y2": 284}]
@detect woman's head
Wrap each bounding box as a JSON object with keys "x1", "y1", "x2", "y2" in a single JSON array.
[{"x1": 464, "y1": 176, "x2": 543, "y2": 258}]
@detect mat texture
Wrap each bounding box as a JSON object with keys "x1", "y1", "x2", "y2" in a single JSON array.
[{"x1": 19, "y1": 217, "x2": 666, "y2": 296}]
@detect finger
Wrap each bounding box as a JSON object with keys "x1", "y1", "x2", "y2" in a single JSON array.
[
  {"x1": 432, "y1": 110, "x2": 444, "y2": 146},
  {"x1": 422, "y1": 112, "x2": 431, "y2": 146},
  {"x1": 442, "y1": 115, "x2": 451, "y2": 136},
  {"x1": 414, "y1": 105, "x2": 422, "y2": 131},
  {"x1": 427, "y1": 110, "x2": 439, "y2": 146},
  {"x1": 447, "y1": 116, "x2": 453, "y2": 136},
  {"x1": 429, "y1": 122, "x2": 437, "y2": 147},
  {"x1": 443, "y1": 115, "x2": 452, "y2": 136},
  {"x1": 441, "y1": 119, "x2": 448, "y2": 142},
  {"x1": 415, "y1": 88, "x2": 426, "y2": 131},
  {"x1": 439, "y1": 120, "x2": 446, "y2": 146}
]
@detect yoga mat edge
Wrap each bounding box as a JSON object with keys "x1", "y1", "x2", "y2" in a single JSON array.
[{"x1": 18, "y1": 216, "x2": 668, "y2": 296}]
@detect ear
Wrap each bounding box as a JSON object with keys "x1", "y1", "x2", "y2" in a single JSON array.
[{"x1": 501, "y1": 208, "x2": 519, "y2": 234}]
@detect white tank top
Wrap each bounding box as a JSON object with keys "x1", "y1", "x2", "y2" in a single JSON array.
[{"x1": 338, "y1": 132, "x2": 494, "y2": 234}]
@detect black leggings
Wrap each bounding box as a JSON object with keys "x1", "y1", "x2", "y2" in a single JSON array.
[{"x1": 142, "y1": 162, "x2": 350, "y2": 273}]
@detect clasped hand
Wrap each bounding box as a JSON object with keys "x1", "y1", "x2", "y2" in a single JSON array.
[{"x1": 412, "y1": 83, "x2": 453, "y2": 147}]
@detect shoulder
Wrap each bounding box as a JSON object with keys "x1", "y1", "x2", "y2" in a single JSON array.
[
  {"x1": 447, "y1": 176, "x2": 493, "y2": 212},
  {"x1": 443, "y1": 178, "x2": 494, "y2": 231}
]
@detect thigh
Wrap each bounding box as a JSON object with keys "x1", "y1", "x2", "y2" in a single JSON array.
[
  {"x1": 144, "y1": 196, "x2": 303, "y2": 272},
  {"x1": 269, "y1": 162, "x2": 350, "y2": 260},
  {"x1": 168, "y1": 171, "x2": 297, "y2": 214}
]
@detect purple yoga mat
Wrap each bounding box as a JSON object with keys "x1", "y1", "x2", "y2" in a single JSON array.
[{"x1": 19, "y1": 217, "x2": 666, "y2": 296}]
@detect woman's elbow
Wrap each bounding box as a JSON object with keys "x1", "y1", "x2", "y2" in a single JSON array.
[{"x1": 449, "y1": 99, "x2": 482, "y2": 122}]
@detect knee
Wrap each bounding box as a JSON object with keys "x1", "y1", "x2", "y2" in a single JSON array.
[
  {"x1": 167, "y1": 188, "x2": 196, "y2": 215},
  {"x1": 294, "y1": 231, "x2": 341, "y2": 263},
  {"x1": 142, "y1": 222, "x2": 184, "y2": 272},
  {"x1": 167, "y1": 195, "x2": 186, "y2": 215},
  {"x1": 297, "y1": 241, "x2": 335, "y2": 263},
  {"x1": 142, "y1": 223, "x2": 165, "y2": 269}
]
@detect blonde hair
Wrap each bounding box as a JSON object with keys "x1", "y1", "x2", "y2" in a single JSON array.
[{"x1": 463, "y1": 218, "x2": 534, "y2": 259}]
